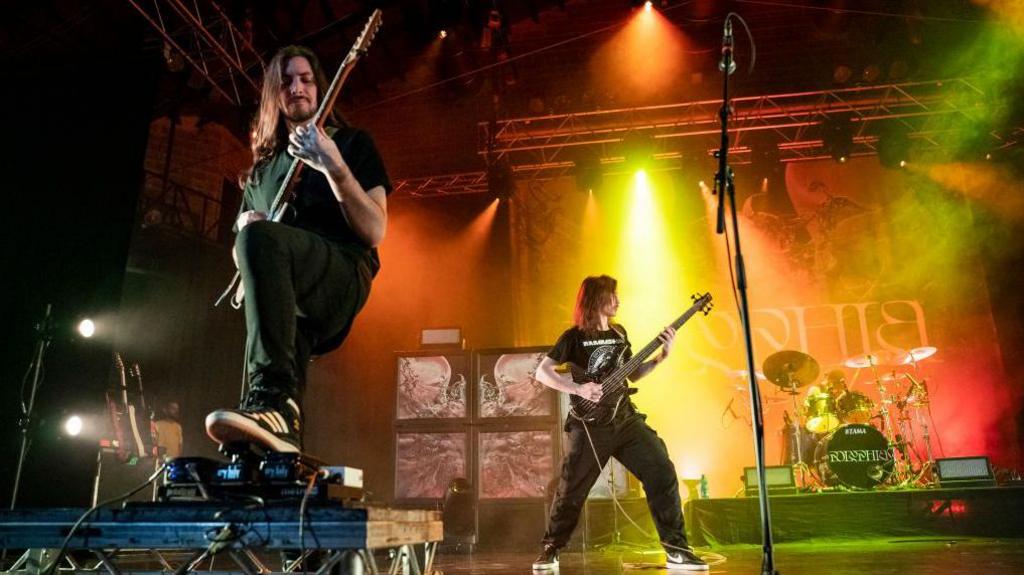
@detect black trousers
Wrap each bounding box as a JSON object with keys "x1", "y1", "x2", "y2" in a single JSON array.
[
  {"x1": 235, "y1": 221, "x2": 372, "y2": 401},
  {"x1": 542, "y1": 415, "x2": 688, "y2": 550}
]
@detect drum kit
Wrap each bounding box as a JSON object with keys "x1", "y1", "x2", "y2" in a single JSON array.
[{"x1": 761, "y1": 346, "x2": 940, "y2": 491}]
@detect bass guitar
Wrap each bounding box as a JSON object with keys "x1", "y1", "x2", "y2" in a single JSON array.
[{"x1": 567, "y1": 292, "x2": 713, "y2": 425}]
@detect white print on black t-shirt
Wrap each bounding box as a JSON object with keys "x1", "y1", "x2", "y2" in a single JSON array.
[
  {"x1": 588, "y1": 345, "x2": 621, "y2": 374},
  {"x1": 582, "y1": 338, "x2": 621, "y2": 347}
]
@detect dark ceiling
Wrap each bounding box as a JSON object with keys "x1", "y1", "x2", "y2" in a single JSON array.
[{"x1": 0, "y1": 0, "x2": 1013, "y2": 179}]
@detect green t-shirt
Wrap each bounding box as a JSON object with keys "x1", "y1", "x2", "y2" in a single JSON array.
[{"x1": 240, "y1": 126, "x2": 392, "y2": 274}]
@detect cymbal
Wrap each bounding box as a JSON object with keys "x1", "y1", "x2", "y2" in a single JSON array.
[
  {"x1": 907, "y1": 346, "x2": 938, "y2": 362},
  {"x1": 762, "y1": 350, "x2": 820, "y2": 389},
  {"x1": 843, "y1": 350, "x2": 910, "y2": 369},
  {"x1": 877, "y1": 372, "x2": 907, "y2": 383}
]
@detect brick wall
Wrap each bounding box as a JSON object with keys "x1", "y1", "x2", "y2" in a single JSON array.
[{"x1": 140, "y1": 116, "x2": 249, "y2": 242}]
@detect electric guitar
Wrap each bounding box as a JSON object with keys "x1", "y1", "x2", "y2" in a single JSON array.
[
  {"x1": 215, "y1": 9, "x2": 383, "y2": 307},
  {"x1": 567, "y1": 293, "x2": 713, "y2": 425},
  {"x1": 112, "y1": 353, "x2": 145, "y2": 460}
]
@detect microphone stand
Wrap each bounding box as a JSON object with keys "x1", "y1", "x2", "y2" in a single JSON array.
[
  {"x1": 10, "y1": 304, "x2": 53, "y2": 511},
  {"x1": 713, "y1": 17, "x2": 779, "y2": 575}
]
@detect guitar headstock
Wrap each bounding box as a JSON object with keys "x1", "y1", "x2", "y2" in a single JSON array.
[
  {"x1": 114, "y1": 351, "x2": 125, "y2": 370},
  {"x1": 352, "y1": 9, "x2": 383, "y2": 57},
  {"x1": 691, "y1": 292, "x2": 713, "y2": 315}
]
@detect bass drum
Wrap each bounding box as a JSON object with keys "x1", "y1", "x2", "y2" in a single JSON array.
[{"x1": 814, "y1": 423, "x2": 894, "y2": 489}]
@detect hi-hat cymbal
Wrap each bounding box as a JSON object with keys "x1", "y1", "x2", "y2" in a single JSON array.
[
  {"x1": 762, "y1": 350, "x2": 820, "y2": 389},
  {"x1": 843, "y1": 349, "x2": 910, "y2": 369},
  {"x1": 907, "y1": 346, "x2": 938, "y2": 362}
]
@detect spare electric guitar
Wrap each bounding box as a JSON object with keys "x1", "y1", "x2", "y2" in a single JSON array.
[{"x1": 567, "y1": 293, "x2": 713, "y2": 425}]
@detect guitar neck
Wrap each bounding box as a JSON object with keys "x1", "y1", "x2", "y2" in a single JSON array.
[
  {"x1": 601, "y1": 300, "x2": 707, "y2": 390},
  {"x1": 268, "y1": 10, "x2": 381, "y2": 220}
]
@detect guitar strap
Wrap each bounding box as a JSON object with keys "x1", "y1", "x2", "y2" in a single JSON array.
[{"x1": 608, "y1": 323, "x2": 630, "y2": 364}]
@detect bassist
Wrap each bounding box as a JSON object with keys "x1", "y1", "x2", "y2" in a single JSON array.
[{"x1": 531, "y1": 275, "x2": 707, "y2": 571}]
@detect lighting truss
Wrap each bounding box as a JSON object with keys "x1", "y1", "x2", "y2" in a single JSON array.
[
  {"x1": 392, "y1": 77, "x2": 1003, "y2": 198},
  {"x1": 125, "y1": 0, "x2": 264, "y2": 106}
]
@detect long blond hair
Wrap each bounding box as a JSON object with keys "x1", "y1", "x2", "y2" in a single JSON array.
[{"x1": 245, "y1": 45, "x2": 341, "y2": 183}]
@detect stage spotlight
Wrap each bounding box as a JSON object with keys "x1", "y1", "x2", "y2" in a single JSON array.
[
  {"x1": 822, "y1": 116, "x2": 853, "y2": 164},
  {"x1": 877, "y1": 128, "x2": 910, "y2": 169},
  {"x1": 572, "y1": 148, "x2": 603, "y2": 194},
  {"x1": 78, "y1": 318, "x2": 96, "y2": 338},
  {"x1": 623, "y1": 132, "x2": 656, "y2": 170},
  {"x1": 63, "y1": 415, "x2": 83, "y2": 437},
  {"x1": 749, "y1": 138, "x2": 780, "y2": 180},
  {"x1": 833, "y1": 65, "x2": 853, "y2": 85},
  {"x1": 439, "y1": 29, "x2": 448, "y2": 39},
  {"x1": 486, "y1": 158, "x2": 515, "y2": 201},
  {"x1": 644, "y1": 1, "x2": 653, "y2": 12}
]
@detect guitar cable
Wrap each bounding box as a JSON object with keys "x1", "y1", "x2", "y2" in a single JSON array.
[{"x1": 44, "y1": 463, "x2": 167, "y2": 575}]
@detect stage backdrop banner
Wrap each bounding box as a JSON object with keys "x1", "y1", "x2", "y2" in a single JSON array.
[{"x1": 509, "y1": 158, "x2": 1020, "y2": 496}]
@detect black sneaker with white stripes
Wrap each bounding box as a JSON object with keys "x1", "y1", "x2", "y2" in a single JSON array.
[
  {"x1": 664, "y1": 545, "x2": 709, "y2": 571},
  {"x1": 205, "y1": 387, "x2": 302, "y2": 453}
]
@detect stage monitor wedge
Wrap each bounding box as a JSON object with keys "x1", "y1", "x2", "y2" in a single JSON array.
[
  {"x1": 743, "y1": 465, "x2": 797, "y2": 496},
  {"x1": 936, "y1": 456, "x2": 996, "y2": 488}
]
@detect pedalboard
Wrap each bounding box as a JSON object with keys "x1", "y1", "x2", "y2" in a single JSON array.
[{"x1": 158, "y1": 454, "x2": 363, "y2": 503}]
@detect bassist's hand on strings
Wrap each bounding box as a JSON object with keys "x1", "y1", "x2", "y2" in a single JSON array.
[{"x1": 576, "y1": 382, "x2": 603, "y2": 402}]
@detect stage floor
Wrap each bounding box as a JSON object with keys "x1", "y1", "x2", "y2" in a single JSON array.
[{"x1": 435, "y1": 539, "x2": 1024, "y2": 574}]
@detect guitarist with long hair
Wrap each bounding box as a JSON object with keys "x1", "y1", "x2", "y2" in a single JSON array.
[
  {"x1": 205, "y1": 45, "x2": 390, "y2": 453},
  {"x1": 532, "y1": 275, "x2": 708, "y2": 571}
]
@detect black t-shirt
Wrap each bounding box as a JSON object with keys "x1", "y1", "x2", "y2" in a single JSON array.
[
  {"x1": 548, "y1": 324, "x2": 639, "y2": 424},
  {"x1": 239, "y1": 126, "x2": 392, "y2": 274},
  {"x1": 548, "y1": 325, "x2": 633, "y2": 374}
]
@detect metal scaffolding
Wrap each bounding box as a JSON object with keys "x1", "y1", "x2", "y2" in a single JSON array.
[
  {"x1": 125, "y1": 0, "x2": 264, "y2": 106},
  {"x1": 392, "y1": 77, "x2": 1002, "y2": 198}
]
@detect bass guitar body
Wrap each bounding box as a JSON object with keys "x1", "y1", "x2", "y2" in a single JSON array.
[{"x1": 564, "y1": 357, "x2": 638, "y2": 426}]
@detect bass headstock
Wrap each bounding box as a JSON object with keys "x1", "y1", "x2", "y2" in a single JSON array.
[{"x1": 691, "y1": 292, "x2": 713, "y2": 315}]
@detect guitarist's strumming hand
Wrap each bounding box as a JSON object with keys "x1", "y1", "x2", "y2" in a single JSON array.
[
  {"x1": 288, "y1": 123, "x2": 347, "y2": 178},
  {"x1": 288, "y1": 122, "x2": 388, "y2": 247},
  {"x1": 576, "y1": 382, "x2": 603, "y2": 403},
  {"x1": 236, "y1": 210, "x2": 268, "y2": 231}
]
